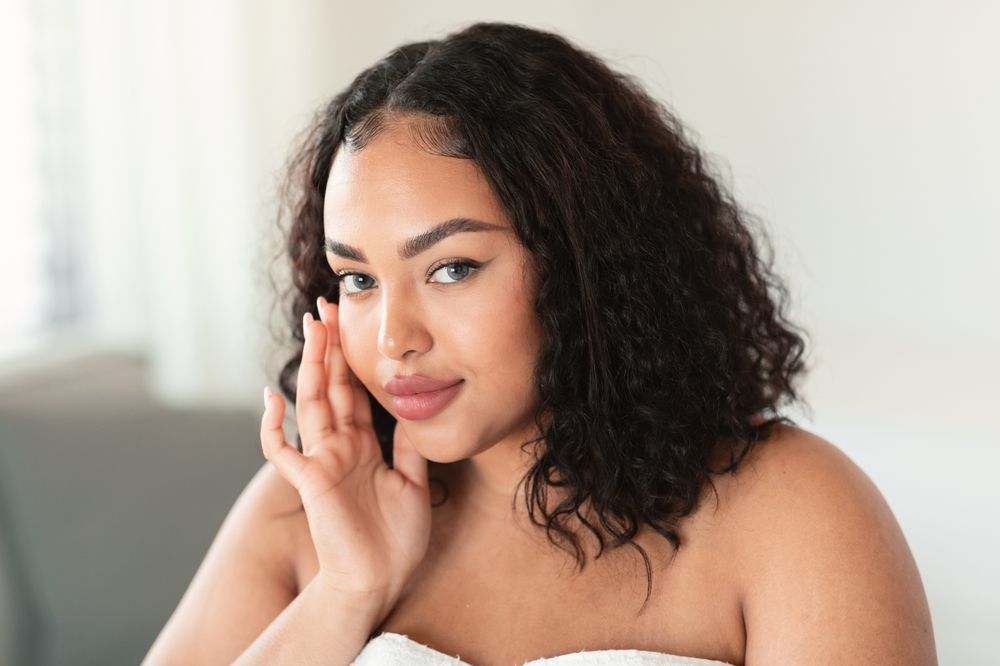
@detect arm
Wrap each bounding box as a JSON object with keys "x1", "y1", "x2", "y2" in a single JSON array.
[
  {"x1": 734, "y1": 430, "x2": 936, "y2": 664},
  {"x1": 233, "y1": 576, "x2": 381, "y2": 665}
]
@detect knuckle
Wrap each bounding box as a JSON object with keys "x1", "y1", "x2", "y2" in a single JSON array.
[{"x1": 298, "y1": 385, "x2": 327, "y2": 402}]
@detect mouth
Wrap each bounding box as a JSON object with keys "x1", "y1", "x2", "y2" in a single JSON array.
[{"x1": 389, "y1": 380, "x2": 464, "y2": 420}]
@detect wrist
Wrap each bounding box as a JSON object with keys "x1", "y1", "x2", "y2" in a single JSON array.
[
  {"x1": 233, "y1": 574, "x2": 389, "y2": 665},
  {"x1": 309, "y1": 574, "x2": 393, "y2": 626}
]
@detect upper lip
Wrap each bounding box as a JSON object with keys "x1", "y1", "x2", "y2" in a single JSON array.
[{"x1": 383, "y1": 374, "x2": 463, "y2": 396}]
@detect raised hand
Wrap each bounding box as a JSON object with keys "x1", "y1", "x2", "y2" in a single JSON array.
[{"x1": 260, "y1": 295, "x2": 431, "y2": 620}]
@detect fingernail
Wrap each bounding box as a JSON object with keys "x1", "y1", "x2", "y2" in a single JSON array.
[
  {"x1": 263, "y1": 385, "x2": 271, "y2": 409},
  {"x1": 303, "y1": 311, "x2": 313, "y2": 333},
  {"x1": 317, "y1": 295, "x2": 327, "y2": 321}
]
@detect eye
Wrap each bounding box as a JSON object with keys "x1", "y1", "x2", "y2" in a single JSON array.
[
  {"x1": 335, "y1": 272, "x2": 376, "y2": 297},
  {"x1": 429, "y1": 260, "x2": 481, "y2": 284}
]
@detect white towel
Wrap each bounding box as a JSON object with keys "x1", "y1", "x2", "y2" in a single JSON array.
[{"x1": 351, "y1": 632, "x2": 734, "y2": 665}]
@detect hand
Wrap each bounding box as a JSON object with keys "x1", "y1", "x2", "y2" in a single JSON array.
[{"x1": 260, "y1": 296, "x2": 431, "y2": 618}]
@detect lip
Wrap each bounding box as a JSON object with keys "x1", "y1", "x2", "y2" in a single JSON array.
[
  {"x1": 383, "y1": 374, "x2": 463, "y2": 396},
  {"x1": 389, "y1": 381, "x2": 464, "y2": 420}
]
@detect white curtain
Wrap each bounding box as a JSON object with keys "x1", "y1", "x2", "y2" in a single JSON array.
[
  {"x1": 0, "y1": 0, "x2": 50, "y2": 361},
  {"x1": 8, "y1": 0, "x2": 276, "y2": 407}
]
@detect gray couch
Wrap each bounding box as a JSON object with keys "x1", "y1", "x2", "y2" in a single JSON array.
[{"x1": 0, "y1": 354, "x2": 263, "y2": 665}]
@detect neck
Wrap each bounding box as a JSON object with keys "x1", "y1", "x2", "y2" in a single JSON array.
[{"x1": 431, "y1": 423, "x2": 549, "y2": 527}]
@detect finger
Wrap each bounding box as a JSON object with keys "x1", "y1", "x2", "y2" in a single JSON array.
[
  {"x1": 343, "y1": 351, "x2": 373, "y2": 428},
  {"x1": 296, "y1": 310, "x2": 335, "y2": 453},
  {"x1": 391, "y1": 423, "x2": 428, "y2": 490},
  {"x1": 317, "y1": 296, "x2": 355, "y2": 432},
  {"x1": 261, "y1": 387, "x2": 309, "y2": 490},
  {"x1": 352, "y1": 377, "x2": 373, "y2": 428}
]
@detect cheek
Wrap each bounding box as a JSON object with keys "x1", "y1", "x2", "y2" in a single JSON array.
[
  {"x1": 442, "y1": 305, "x2": 490, "y2": 351},
  {"x1": 337, "y1": 313, "x2": 370, "y2": 376},
  {"x1": 439, "y1": 294, "x2": 507, "y2": 350},
  {"x1": 450, "y1": 295, "x2": 541, "y2": 379}
]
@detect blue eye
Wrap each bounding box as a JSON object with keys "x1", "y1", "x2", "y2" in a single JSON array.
[
  {"x1": 339, "y1": 273, "x2": 375, "y2": 296},
  {"x1": 430, "y1": 262, "x2": 475, "y2": 284}
]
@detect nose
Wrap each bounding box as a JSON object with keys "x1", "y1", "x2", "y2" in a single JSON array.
[{"x1": 376, "y1": 291, "x2": 433, "y2": 361}]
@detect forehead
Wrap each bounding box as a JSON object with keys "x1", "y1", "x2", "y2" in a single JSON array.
[{"x1": 323, "y1": 123, "x2": 507, "y2": 237}]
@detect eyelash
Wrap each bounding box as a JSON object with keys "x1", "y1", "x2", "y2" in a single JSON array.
[{"x1": 332, "y1": 259, "x2": 483, "y2": 299}]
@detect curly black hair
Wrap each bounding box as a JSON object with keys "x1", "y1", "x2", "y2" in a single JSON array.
[{"x1": 272, "y1": 21, "x2": 811, "y2": 609}]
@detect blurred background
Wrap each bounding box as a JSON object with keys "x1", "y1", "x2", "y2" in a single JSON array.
[{"x1": 1, "y1": 1, "x2": 997, "y2": 664}]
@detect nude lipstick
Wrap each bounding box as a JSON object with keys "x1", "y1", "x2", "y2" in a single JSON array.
[{"x1": 383, "y1": 375, "x2": 464, "y2": 420}]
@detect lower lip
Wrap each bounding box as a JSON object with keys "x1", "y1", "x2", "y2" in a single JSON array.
[{"x1": 390, "y1": 381, "x2": 464, "y2": 420}]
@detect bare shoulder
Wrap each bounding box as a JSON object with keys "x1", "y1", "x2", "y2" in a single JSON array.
[
  {"x1": 243, "y1": 459, "x2": 306, "y2": 521},
  {"x1": 724, "y1": 423, "x2": 885, "y2": 516},
  {"x1": 250, "y1": 461, "x2": 314, "y2": 583},
  {"x1": 207, "y1": 460, "x2": 305, "y2": 569},
  {"x1": 717, "y1": 423, "x2": 937, "y2": 665},
  {"x1": 234, "y1": 461, "x2": 312, "y2": 589}
]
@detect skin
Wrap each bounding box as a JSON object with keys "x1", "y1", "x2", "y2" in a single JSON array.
[
  {"x1": 323, "y1": 120, "x2": 550, "y2": 516},
  {"x1": 268, "y1": 118, "x2": 936, "y2": 664}
]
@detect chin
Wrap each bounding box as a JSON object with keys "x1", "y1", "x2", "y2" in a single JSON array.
[
  {"x1": 411, "y1": 439, "x2": 475, "y2": 465},
  {"x1": 420, "y1": 450, "x2": 468, "y2": 465},
  {"x1": 399, "y1": 424, "x2": 481, "y2": 464}
]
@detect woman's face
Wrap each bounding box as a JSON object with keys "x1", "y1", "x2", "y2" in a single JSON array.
[{"x1": 323, "y1": 121, "x2": 545, "y2": 463}]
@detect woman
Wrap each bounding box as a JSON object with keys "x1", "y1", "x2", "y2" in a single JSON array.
[{"x1": 144, "y1": 21, "x2": 935, "y2": 665}]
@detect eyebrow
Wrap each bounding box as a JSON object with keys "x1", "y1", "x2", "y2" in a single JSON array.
[{"x1": 324, "y1": 217, "x2": 507, "y2": 263}]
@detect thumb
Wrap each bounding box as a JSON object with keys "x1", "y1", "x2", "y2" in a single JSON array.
[{"x1": 391, "y1": 423, "x2": 429, "y2": 490}]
